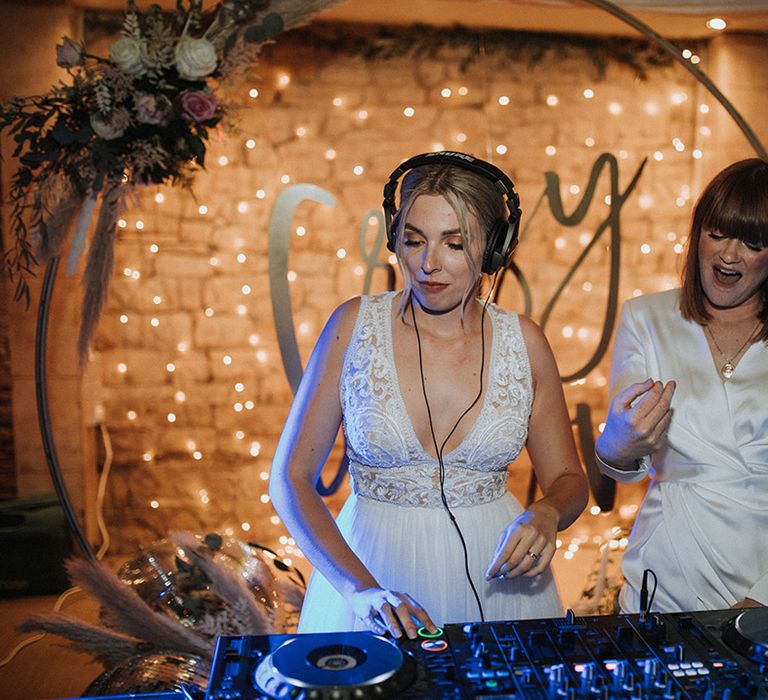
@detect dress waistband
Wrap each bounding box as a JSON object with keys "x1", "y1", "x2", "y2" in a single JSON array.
[{"x1": 348, "y1": 462, "x2": 508, "y2": 508}]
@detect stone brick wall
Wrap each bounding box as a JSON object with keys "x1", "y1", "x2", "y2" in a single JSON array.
[{"x1": 89, "y1": 24, "x2": 725, "y2": 569}]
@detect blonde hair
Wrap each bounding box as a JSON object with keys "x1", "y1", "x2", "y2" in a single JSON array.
[{"x1": 391, "y1": 161, "x2": 508, "y2": 318}]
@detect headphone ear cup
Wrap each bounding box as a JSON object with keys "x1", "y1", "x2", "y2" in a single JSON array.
[
  {"x1": 482, "y1": 220, "x2": 511, "y2": 275},
  {"x1": 385, "y1": 209, "x2": 398, "y2": 252}
]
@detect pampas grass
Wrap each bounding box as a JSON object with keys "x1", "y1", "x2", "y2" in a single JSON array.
[
  {"x1": 65, "y1": 557, "x2": 212, "y2": 657},
  {"x1": 77, "y1": 183, "x2": 128, "y2": 365},
  {"x1": 18, "y1": 613, "x2": 150, "y2": 667},
  {"x1": 35, "y1": 177, "x2": 81, "y2": 264},
  {"x1": 171, "y1": 531, "x2": 276, "y2": 634},
  {"x1": 18, "y1": 532, "x2": 304, "y2": 669}
]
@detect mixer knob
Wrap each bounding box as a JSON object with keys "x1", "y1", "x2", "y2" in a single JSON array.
[
  {"x1": 580, "y1": 661, "x2": 597, "y2": 682},
  {"x1": 473, "y1": 640, "x2": 490, "y2": 666},
  {"x1": 548, "y1": 663, "x2": 566, "y2": 684},
  {"x1": 643, "y1": 658, "x2": 660, "y2": 683},
  {"x1": 612, "y1": 659, "x2": 631, "y2": 682},
  {"x1": 671, "y1": 643, "x2": 685, "y2": 662},
  {"x1": 548, "y1": 664, "x2": 571, "y2": 697},
  {"x1": 622, "y1": 671, "x2": 637, "y2": 692},
  {"x1": 662, "y1": 677, "x2": 677, "y2": 699}
]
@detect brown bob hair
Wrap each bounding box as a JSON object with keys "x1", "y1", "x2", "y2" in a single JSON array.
[{"x1": 680, "y1": 157, "x2": 768, "y2": 341}]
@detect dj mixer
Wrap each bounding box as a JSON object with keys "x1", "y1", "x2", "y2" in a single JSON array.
[{"x1": 203, "y1": 607, "x2": 768, "y2": 699}]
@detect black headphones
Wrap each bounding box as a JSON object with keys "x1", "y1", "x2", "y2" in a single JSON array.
[{"x1": 382, "y1": 151, "x2": 522, "y2": 275}]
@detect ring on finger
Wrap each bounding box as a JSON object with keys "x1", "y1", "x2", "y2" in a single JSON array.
[{"x1": 527, "y1": 550, "x2": 541, "y2": 561}]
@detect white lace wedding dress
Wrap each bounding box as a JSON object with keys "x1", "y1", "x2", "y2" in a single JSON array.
[{"x1": 297, "y1": 292, "x2": 563, "y2": 631}]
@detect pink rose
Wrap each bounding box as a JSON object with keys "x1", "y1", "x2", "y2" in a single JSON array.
[
  {"x1": 135, "y1": 93, "x2": 172, "y2": 125},
  {"x1": 56, "y1": 36, "x2": 83, "y2": 69},
  {"x1": 179, "y1": 90, "x2": 218, "y2": 123}
]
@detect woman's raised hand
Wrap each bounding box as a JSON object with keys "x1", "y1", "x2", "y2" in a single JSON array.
[
  {"x1": 596, "y1": 378, "x2": 676, "y2": 468},
  {"x1": 351, "y1": 587, "x2": 438, "y2": 639}
]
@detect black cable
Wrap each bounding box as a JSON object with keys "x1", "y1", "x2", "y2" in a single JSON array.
[
  {"x1": 409, "y1": 284, "x2": 494, "y2": 622},
  {"x1": 639, "y1": 568, "x2": 658, "y2": 617}
]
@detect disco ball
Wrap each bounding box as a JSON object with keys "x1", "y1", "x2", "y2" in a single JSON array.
[
  {"x1": 113, "y1": 532, "x2": 305, "y2": 637},
  {"x1": 82, "y1": 652, "x2": 209, "y2": 696}
]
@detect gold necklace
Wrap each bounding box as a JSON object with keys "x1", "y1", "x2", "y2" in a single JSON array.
[{"x1": 704, "y1": 321, "x2": 760, "y2": 379}]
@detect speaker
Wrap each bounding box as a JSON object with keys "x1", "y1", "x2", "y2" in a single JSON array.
[{"x1": 382, "y1": 151, "x2": 521, "y2": 274}]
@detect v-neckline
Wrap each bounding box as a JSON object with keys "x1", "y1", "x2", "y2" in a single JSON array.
[{"x1": 384, "y1": 293, "x2": 496, "y2": 462}]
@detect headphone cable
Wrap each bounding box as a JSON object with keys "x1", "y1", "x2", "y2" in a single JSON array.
[{"x1": 409, "y1": 285, "x2": 494, "y2": 622}]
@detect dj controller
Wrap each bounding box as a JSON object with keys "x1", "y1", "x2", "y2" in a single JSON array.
[{"x1": 204, "y1": 607, "x2": 768, "y2": 699}]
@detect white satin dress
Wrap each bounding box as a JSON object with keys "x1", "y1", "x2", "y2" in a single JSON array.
[
  {"x1": 599, "y1": 289, "x2": 768, "y2": 613},
  {"x1": 297, "y1": 292, "x2": 563, "y2": 632}
]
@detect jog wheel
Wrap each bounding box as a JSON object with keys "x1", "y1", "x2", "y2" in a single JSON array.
[
  {"x1": 253, "y1": 631, "x2": 417, "y2": 699},
  {"x1": 722, "y1": 608, "x2": 768, "y2": 663}
]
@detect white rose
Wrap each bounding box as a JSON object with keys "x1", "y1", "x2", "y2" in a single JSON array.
[
  {"x1": 90, "y1": 108, "x2": 131, "y2": 140},
  {"x1": 109, "y1": 36, "x2": 146, "y2": 76},
  {"x1": 174, "y1": 36, "x2": 218, "y2": 81}
]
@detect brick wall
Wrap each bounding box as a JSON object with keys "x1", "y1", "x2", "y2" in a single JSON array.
[{"x1": 89, "y1": 24, "x2": 719, "y2": 566}]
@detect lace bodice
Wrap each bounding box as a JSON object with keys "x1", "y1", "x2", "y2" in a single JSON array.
[{"x1": 340, "y1": 292, "x2": 533, "y2": 508}]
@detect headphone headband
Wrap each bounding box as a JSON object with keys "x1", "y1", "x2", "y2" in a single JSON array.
[{"x1": 382, "y1": 151, "x2": 522, "y2": 274}]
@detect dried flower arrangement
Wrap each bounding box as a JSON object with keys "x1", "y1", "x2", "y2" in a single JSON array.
[{"x1": 0, "y1": 0, "x2": 338, "y2": 362}]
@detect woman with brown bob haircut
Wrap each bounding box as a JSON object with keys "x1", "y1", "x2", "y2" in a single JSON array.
[{"x1": 596, "y1": 157, "x2": 768, "y2": 613}]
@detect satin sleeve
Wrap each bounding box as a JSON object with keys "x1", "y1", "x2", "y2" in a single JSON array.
[
  {"x1": 747, "y1": 573, "x2": 768, "y2": 606},
  {"x1": 596, "y1": 300, "x2": 653, "y2": 484}
]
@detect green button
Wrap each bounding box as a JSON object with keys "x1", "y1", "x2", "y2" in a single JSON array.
[
  {"x1": 417, "y1": 626, "x2": 444, "y2": 639},
  {"x1": 485, "y1": 679, "x2": 499, "y2": 688}
]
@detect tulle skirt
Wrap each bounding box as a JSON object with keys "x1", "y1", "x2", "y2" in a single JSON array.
[{"x1": 297, "y1": 491, "x2": 563, "y2": 632}]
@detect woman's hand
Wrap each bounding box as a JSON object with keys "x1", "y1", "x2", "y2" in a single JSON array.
[
  {"x1": 731, "y1": 597, "x2": 764, "y2": 609},
  {"x1": 596, "y1": 378, "x2": 675, "y2": 468},
  {"x1": 351, "y1": 587, "x2": 438, "y2": 639},
  {"x1": 485, "y1": 503, "x2": 559, "y2": 581}
]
